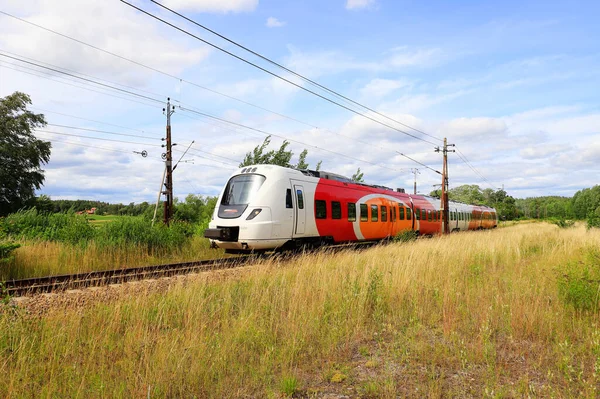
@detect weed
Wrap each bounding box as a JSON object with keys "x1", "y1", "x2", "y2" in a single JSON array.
[
  {"x1": 552, "y1": 218, "x2": 575, "y2": 229},
  {"x1": 393, "y1": 229, "x2": 418, "y2": 242},
  {"x1": 279, "y1": 375, "x2": 298, "y2": 397},
  {"x1": 361, "y1": 381, "x2": 380, "y2": 398},
  {"x1": 0, "y1": 241, "x2": 20, "y2": 262},
  {"x1": 329, "y1": 371, "x2": 347, "y2": 383},
  {"x1": 557, "y1": 250, "x2": 600, "y2": 312}
]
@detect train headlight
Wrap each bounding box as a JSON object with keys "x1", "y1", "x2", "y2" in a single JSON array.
[{"x1": 246, "y1": 208, "x2": 262, "y2": 220}]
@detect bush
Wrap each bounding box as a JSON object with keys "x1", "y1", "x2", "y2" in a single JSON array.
[
  {"x1": 0, "y1": 241, "x2": 20, "y2": 262},
  {"x1": 0, "y1": 210, "x2": 195, "y2": 252},
  {"x1": 587, "y1": 213, "x2": 600, "y2": 230},
  {"x1": 393, "y1": 229, "x2": 418, "y2": 243},
  {"x1": 558, "y1": 249, "x2": 600, "y2": 312},
  {"x1": 95, "y1": 217, "x2": 194, "y2": 251},
  {"x1": 552, "y1": 218, "x2": 575, "y2": 229},
  {"x1": 0, "y1": 209, "x2": 95, "y2": 245}
]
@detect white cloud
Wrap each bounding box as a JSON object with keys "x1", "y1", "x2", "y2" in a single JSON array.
[
  {"x1": 387, "y1": 46, "x2": 445, "y2": 68},
  {"x1": 266, "y1": 17, "x2": 286, "y2": 28},
  {"x1": 360, "y1": 78, "x2": 411, "y2": 99},
  {"x1": 440, "y1": 117, "x2": 508, "y2": 140},
  {"x1": 346, "y1": 0, "x2": 376, "y2": 10},
  {"x1": 0, "y1": 0, "x2": 210, "y2": 85},
  {"x1": 519, "y1": 144, "x2": 568, "y2": 160},
  {"x1": 162, "y1": 0, "x2": 258, "y2": 13}
]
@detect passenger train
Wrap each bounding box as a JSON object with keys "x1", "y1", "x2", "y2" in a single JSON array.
[{"x1": 204, "y1": 164, "x2": 497, "y2": 253}]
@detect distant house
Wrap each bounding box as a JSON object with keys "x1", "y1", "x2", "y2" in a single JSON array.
[{"x1": 86, "y1": 207, "x2": 97, "y2": 215}]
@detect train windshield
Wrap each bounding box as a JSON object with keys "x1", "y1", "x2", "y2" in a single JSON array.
[{"x1": 221, "y1": 174, "x2": 266, "y2": 205}]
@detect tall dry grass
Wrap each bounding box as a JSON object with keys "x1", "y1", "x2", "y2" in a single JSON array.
[
  {"x1": 1, "y1": 236, "x2": 223, "y2": 280},
  {"x1": 1, "y1": 222, "x2": 599, "y2": 397}
]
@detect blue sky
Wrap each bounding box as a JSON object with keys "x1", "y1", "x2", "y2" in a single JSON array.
[{"x1": 1, "y1": 0, "x2": 599, "y2": 203}]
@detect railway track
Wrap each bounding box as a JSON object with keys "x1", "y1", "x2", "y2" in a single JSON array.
[
  {"x1": 2, "y1": 241, "x2": 379, "y2": 298},
  {"x1": 2, "y1": 256, "x2": 252, "y2": 298}
]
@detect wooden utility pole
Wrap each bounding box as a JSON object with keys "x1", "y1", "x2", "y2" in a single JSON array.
[
  {"x1": 162, "y1": 98, "x2": 175, "y2": 225},
  {"x1": 435, "y1": 138, "x2": 454, "y2": 234},
  {"x1": 411, "y1": 168, "x2": 420, "y2": 195}
]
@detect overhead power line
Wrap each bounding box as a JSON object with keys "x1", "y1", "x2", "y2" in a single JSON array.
[
  {"x1": 3, "y1": 50, "x2": 434, "y2": 176},
  {"x1": 2, "y1": 12, "x2": 437, "y2": 175},
  {"x1": 454, "y1": 147, "x2": 497, "y2": 190},
  {"x1": 0, "y1": 61, "x2": 160, "y2": 108},
  {"x1": 178, "y1": 106, "x2": 403, "y2": 172},
  {"x1": 149, "y1": 0, "x2": 443, "y2": 143},
  {"x1": 36, "y1": 130, "x2": 164, "y2": 147},
  {"x1": 46, "y1": 124, "x2": 161, "y2": 140},
  {"x1": 120, "y1": 0, "x2": 439, "y2": 146},
  {"x1": 32, "y1": 106, "x2": 161, "y2": 136},
  {"x1": 0, "y1": 53, "x2": 162, "y2": 104}
]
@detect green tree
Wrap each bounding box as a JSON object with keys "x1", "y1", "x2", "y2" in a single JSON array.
[
  {"x1": 0, "y1": 92, "x2": 51, "y2": 216},
  {"x1": 351, "y1": 167, "x2": 364, "y2": 183},
  {"x1": 240, "y1": 135, "x2": 321, "y2": 169}
]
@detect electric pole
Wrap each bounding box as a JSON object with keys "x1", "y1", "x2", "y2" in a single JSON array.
[
  {"x1": 162, "y1": 98, "x2": 175, "y2": 225},
  {"x1": 411, "y1": 168, "x2": 420, "y2": 195},
  {"x1": 435, "y1": 138, "x2": 454, "y2": 234}
]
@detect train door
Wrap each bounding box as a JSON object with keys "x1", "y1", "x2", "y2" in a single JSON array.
[{"x1": 293, "y1": 184, "x2": 305, "y2": 235}]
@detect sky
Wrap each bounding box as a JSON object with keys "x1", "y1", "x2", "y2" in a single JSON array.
[{"x1": 0, "y1": 0, "x2": 598, "y2": 204}]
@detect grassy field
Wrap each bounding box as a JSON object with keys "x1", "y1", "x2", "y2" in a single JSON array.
[
  {"x1": 1, "y1": 236, "x2": 223, "y2": 280},
  {"x1": 1, "y1": 222, "x2": 600, "y2": 397},
  {"x1": 86, "y1": 214, "x2": 121, "y2": 225}
]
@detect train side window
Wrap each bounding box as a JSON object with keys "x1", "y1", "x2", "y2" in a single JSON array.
[
  {"x1": 371, "y1": 205, "x2": 378, "y2": 222},
  {"x1": 391, "y1": 206, "x2": 396, "y2": 222},
  {"x1": 348, "y1": 203, "x2": 356, "y2": 222},
  {"x1": 415, "y1": 208, "x2": 420, "y2": 220},
  {"x1": 406, "y1": 207, "x2": 412, "y2": 220},
  {"x1": 286, "y1": 189, "x2": 293, "y2": 209},
  {"x1": 315, "y1": 200, "x2": 327, "y2": 219},
  {"x1": 332, "y1": 201, "x2": 341, "y2": 219},
  {"x1": 399, "y1": 206, "x2": 405, "y2": 220},
  {"x1": 433, "y1": 210, "x2": 437, "y2": 222},
  {"x1": 421, "y1": 209, "x2": 426, "y2": 221},
  {"x1": 381, "y1": 206, "x2": 387, "y2": 222},
  {"x1": 428, "y1": 210, "x2": 433, "y2": 222},
  {"x1": 360, "y1": 204, "x2": 368, "y2": 222},
  {"x1": 296, "y1": 190, "x2": 304, "y2": 209}
]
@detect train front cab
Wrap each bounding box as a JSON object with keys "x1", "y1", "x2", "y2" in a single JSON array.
[{"x1": 205, "y1": 169, "x2": 291, "y2": 252}]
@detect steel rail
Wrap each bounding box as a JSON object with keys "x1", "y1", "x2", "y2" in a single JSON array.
[
  {"x1": 2, "y1": 241, "x2": 379, "y2": 298},
  {"x1": 2, "y1": 256, "x2": 251, "y2": 297}
]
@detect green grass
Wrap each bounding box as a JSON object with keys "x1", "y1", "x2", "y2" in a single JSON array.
[
  {"x1": 86, "y1": 214, "x2": 120, "y2": 224},
  {"x1": 0, "y1": 210, "x2": 220, "y2": 280}
]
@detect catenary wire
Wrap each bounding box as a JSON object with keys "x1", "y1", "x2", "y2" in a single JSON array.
[
  {"x1": 0, "y1": 61, "x2": 161, "y2": 108},
  {"x1": 32, "y1": 106, "x2": 161, "y2": 136},
  {"x1": 120, "y1": 1, "x2": 440, "y2": 146},
  {"x1": 47, "y1": 124, "x2": 162, "y2": 140},
  {"x1": 149, "y1": 0, "x2": 443, "y2": 143},
  {"x1": 1, "y1": 13, "x2": 436, "y2": 173},
  {"x1": 2, "y1": 51, "x2": 433, "y2": 177}
]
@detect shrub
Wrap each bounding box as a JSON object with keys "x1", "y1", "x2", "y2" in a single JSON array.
[
  {"x1": 587, "y1": 213, "x2": 600, "y2": 230},
  {"x1": 393, "y1": 229, "x2": 418, "y2": 243},
  {"x1": 558, "y1": 249, "x2": 600, "y2": 312},
  {"x1": 552, "y1": 218, "x2": 575, "y2": 229},
  {"x1": 0, "y1": 209, "x2": 95, "y2": 245},
  {"x1": 0, "y1": 241, "x2": 20, "y2": 262},
  {"x1": 95, "y1": 217, "x2": 193, "y2": 251}
]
